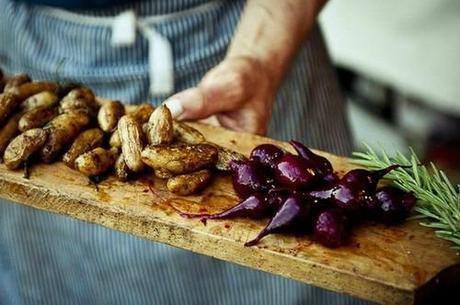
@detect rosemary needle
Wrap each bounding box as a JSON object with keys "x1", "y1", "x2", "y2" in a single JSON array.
[{"x1": 351, "y1": 144, "x2": 460, "y2": 250}]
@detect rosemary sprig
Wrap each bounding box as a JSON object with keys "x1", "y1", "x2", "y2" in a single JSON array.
[{"x1": 351, "y1": 144, "x2": 460, "y2": 250}]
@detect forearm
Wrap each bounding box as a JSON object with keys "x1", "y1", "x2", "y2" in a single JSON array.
[{"x1": 227, "y1": 0, "x2": 327, "y2": 87}]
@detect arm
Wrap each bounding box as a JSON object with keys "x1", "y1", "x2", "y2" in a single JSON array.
[
  {"x1": 164, "y1": 0, "x2": 327, "y2": 135},
  {"x1": 227, "y1": 0, "x2": 327, "y2": 89}
]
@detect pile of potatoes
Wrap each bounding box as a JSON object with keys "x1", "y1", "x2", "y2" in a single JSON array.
[{"x1": 0, "y1": 71, "x2": 246, "y2": 195}]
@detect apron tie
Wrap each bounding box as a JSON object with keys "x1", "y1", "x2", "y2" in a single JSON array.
[{"x1": 111, "y1": 10, "x2": 174, "y2": 96}]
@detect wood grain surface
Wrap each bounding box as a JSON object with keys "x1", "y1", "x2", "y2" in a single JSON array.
[{"x1": 0, "y1": 123, "x2": 458, "y2": 305}]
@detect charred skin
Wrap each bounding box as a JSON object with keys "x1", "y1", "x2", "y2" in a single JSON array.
[
  {"x1": 172, "y1": 121, "x2": 206, "y2": 144},
  {"x1": 141, "y1": 143, "x2": 218, "y2": 175},
  {"x1": 59, "y1": 88, "x2": 99, "y2": 117},
  {"x1": 20, "y1": 91, "x2": 58, "y2": 112},
  {"x1": 118, "y1": 115, "x2": 145, "y2": 172},
  {"x1": 212, "y1": 144, "x2": 248, "y2": 171},
  {"x1": 0, "y1": 93, "x2": 21, "y2": 125},
  {"x1": 74, "y1": 147, "x2": 118, "y2": 177},
  {"x1": 8, "y1": 81, "x2": 58, "y2": 101},
  {"x1": 144, "y1": 105, "x2": 174, "y2": 145},
  {"x1": 0, "y1": 113, "x2": 22, "y2": 156},
  {"x1": 4, "y1": 128, "x2": 48, "y2": 169},
  {"x1": 63, "y1": 128, "x2": 105, "y2": 168},
  {"x1": 3, "y1": 74, "x2": 31, "y2": 93},
  {"x1": 166, "y1": 169, "x2": 212, "y2": 195},
  {"x1": 97, "y1": 100, "x2": 125, "y2": 133},
  {"x1": 18, "y1": 106, "x2": 58, "y2": 132},
  {"x1": 115, "y1": 153, "x2": 130, "y2": 181},
  {"x1": 40, "y1": 112, "x2": 91, "y2": 163}
]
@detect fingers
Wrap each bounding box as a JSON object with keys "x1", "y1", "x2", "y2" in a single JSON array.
[{"x1": 163, "y1": 60, "x2": 254, "y2": 121}]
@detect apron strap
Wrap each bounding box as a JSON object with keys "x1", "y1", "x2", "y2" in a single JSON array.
[{"x1": 112, "y1": 10, "x2": 174, "y2": 96}]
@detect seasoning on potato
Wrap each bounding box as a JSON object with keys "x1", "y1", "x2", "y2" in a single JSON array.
[
  {"x1": 20, "y1": 91, "x2": 58, "y2": 112},
  {"x1": 8, "y1": 81, "x2": 58, "y2": 101},
  {"x1": 141, "y1": 143, "x2": 218, "y2": 175},
  {"x1": 63, "y1": 128, "x2": 105, "y2": 168},
  {"x1": 166, "y1": 169, "x2": 212, "y2": 195},
  {"x1": 144, "y1": 105, "x2": 174, "y2": 145},
  {"x1": 59, "y1": 87, "x2": 99, "y2": 117},
  {"x1": 154, "y1": 168, "x2": 174, "y2": 179},
  {"x1": 40, "y1": 112, "x2": 90, "y2": 163},
  {"x1": 74, "y1": 147, "x2": 118, "y2": 177},
  {"x1": 18, "y1": 106, "x2": 58, "y2": 132},
  {"x1": 0, "y1": 93, "x2": 20, "y2": 125},
  {"x1": 4, "y1": 128, "x2": 48, "y2": 169},
  {"x1": 173, "y1": 121, "x2": 206, "y2": 144},
  {"x1": 0, "y1": 113, "x2": 21, "y2": 156},
  {"x1": 3, "y1": 74, "x2": 31, "y2": 93},
  {"x1": 118, "y1": 115, "x2": 145, "y2": 173},
  {"x1": 128, "y1": 103, "x2": 154, "y2": 123},
  {"x1": 212, "y1": 144, "x2": 248, "y2": 171},
  {"x1": 97, "y1": 100, "x2": 125, "y2": 133},
  {"x1": 115, "y1": 153, "x2": 130, "y2": 181},
  {"x1": 109, "y1": 129, "x2": 121, "y2": 148}
]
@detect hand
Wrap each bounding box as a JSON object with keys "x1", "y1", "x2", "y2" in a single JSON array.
[{"x1": 163, "y1": 56, "x2": 275, "y2": 135}]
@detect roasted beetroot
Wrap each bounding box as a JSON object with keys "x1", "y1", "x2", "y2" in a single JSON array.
[
  {"x1": 181, "y1": 140, "x2": 417, "y2": 249},
  {"x1": 245, "y1": 194, "x2": 311, "y2": 246},
  {"x1": 313, "y1": 209, "x2": 350, "y2": 248},
  {"x1": 341, "y1": 165, "x2": 404, "y2": 193},
  {"x1": 229, "y1": 160, "x2": 274, "y2": 199},
  {"x1": 289, "y1": 140, "x2": 333, "y2": 175},
  {"x1": 274, "y1": 154, "x2": 317, "y2": 189},
  {"x1": 201, "y1": 194, "x2": 271, "y2": 222},
  {"x1": 373, "y1": 186, "x2": 416, "y2": 224},
  {"x1": 250, "y1": 144, "x2": 284, "y2": 170}
]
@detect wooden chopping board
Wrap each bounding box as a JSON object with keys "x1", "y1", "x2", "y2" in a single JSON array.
[{"x1": 0, "y1": 123, "x2": 458, "y2": 305}]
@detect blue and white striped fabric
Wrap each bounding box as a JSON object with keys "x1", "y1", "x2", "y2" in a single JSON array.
[{"x1": 0, "y1": 1, "x2": 368, "y2": 304}]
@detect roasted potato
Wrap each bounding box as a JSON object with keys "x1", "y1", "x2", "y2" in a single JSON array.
[
  {"x1": 97, "y1": 100, "x2": 125, "y2": 132},
  {"x1": 4, "y1": 128, "x2": 48, "y2": 169},
  {"x1": 141, "y1": 143, "x2": 218, "y2": 175},
  {"x1": 115, "y1": 153, "x2": 130, "y2": 181},
  {"x1": 3, "y1": 74, "x2": 31, "y2": 92},
  {"x1": 118, "y1": 115, "x2": 145, "y2": 172},
  {"x1": 0, "y1": 93, "x2": 20, "y2": 125},
  {"x1": 40, "y1": 112, "x2": 90, "y2": 163},
  {"x1": 0, "y1": 113, "x2": 21, "y2": 156},
  {"x1": 154, "y1": 168, "x2": 174, "y2": 179},
  {"x1": 18, "y1": 106, "x2": 58, "y2": 132},
  {"x1": 173, "y1": 121, "x2": 205, "y2": 144},
  {"x1": 20, "y1": 91, "x2": 58, "y2": 112},
  {"x1": 59, "y1": 88, "x2": 99, "y2": 117},
  {"x1": 74, "y1": 147, "x2": 118, "y2": 176},
  {"x1": 9, "y1": 81, "x2": 58, "y2": 101},
  {"x1": 63, "y1": 128, "x2": 105, "y2": 168},
  {"x1": 128, "y1": 103, "x2": 155, "y2": 123},
  {"x1": 144, "y1": 105, "x2": 173, "y2": 145},
  {"x1": 166, "y1": 169, "x2": 212, "y2": 195},
  {"x1": 212, "y1": 144, "x2": 248, "y2": 171},
  {"x1": 109, "y1": 129, "x2": 121, "y2": 148}
]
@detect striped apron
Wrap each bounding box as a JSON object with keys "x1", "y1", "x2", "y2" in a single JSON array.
[{"x1": 0, "y1": 1, "x2": 365, "y2": 304}]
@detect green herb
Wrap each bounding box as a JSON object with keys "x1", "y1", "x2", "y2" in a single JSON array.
[{"x1": 352, "y1": 144, "x2": 460, "y2": 250}]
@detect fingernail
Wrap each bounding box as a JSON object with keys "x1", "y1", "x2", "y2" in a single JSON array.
[{"x1": 163, "y1": 98, "x2": 184, "y2": 118}]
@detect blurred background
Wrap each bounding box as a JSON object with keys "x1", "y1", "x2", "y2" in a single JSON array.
[{"x1": 320, "y1": 0, "x2": 460, "y2": 181}]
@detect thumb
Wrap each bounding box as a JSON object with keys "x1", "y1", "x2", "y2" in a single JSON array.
[{"x1": 163, "y1": 68, "x2": 249, "y2": 120}]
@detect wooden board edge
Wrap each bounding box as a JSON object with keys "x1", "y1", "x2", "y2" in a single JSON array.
[{"x1": 0, "y1": 175, "x2": 414, "y2": 305}]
